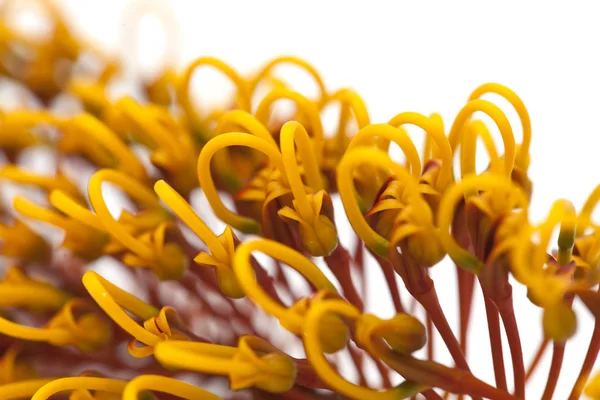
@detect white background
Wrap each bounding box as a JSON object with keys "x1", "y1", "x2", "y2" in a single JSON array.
[{"x1": 15, "y1": 0, "x2": 600, "y2": 398}]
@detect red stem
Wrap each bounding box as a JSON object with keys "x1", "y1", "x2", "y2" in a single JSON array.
[
  {"x1": 347, "y1": 344, "x2": 368, "y2": 387},
  {"x1": 497, "y1": 296, "x2": 525, "y2": 399},
  {"x1": 568, "y1": 320, "x2": 600, "y2": 399},
  {"x1": 324, "y1": 245, "x2": 364, "y2": 311},
  {"x1": 541, "y1": 296, "x2": 575, "y2": 400},
  {"x1": 373, "y1": 252, "x2": 405, "y2": 313},
  {"x1": 416, "y1": 286, "x2": 470, "y2": 372},
  {"x1": 353, "y1": 238, "x2": 367, "y2": 299},
  {"x1": 423, "y1": 390, "x2": 444, "y2": 400},
  {"x1": 457, "y1": 265, "x2": 476, "y2": 356},
  {"x1": 526, "y1": 338, "x2": 549, "y2": 382},
  {"x1": 483, "y1": 295, "x2": 508, "y2": 392},
  {"x1": 427, "y1": 313, "x2": 434, "y2": 361},
  {"x1": 541, "y1": 341, "x2": 566, "y2": 400}
]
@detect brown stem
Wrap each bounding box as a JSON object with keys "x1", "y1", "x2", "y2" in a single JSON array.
[
  {"x1": 416, "y1": 286, "x2": 470, "y2": 372},
  {"x1": 427, "y1": 313, "x2": 434, "y2": 360},
  {"x1": 497, "y1": 296, "x2": 525, "y2": 399},
  {"x1": 568, "y1": 321, "x2": 600, "y2": 399},
  {"x1": 353, "y1": 238, "x2": 367, "y2": 299},
  {"x1": 374, "y1": 340, "x2": 514, "y2": 400},
  {"x1": 525, "y1": 338, "x2": 549, "y2": 382},
  {"x1": 541, "y1": 296, "x2": 575, "y2": 400},
  {"x1": 483, "y1": 295, "x2": 508, "y2": 392},
  {"x1": 324, "y1": 245, "x2": 364, "y2": 311},
  {"x1": 423, "y1": 390, "x2": 444, "y2": 399},
  {"x1": 347, "y1": 344, "x2": 368, "y2": 387},
  {"x1": 372, "y1": 251, "x2": 405, "y2": 313},
  {"x1": 457, "y1": 265, "x2": 476, "y2": 356},
  {"x1": 541, "y1": 341, "x2": 566, "y2": 400}
]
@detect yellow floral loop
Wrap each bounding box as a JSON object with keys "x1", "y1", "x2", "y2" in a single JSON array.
[
  {"x1": 49, "y1": 189, "x2": 106, "y2": 231},
  {"x1": 83, "y1": 270, "x2": 165, "y2": 356},
  {"x1": 233, "y1": 239, "x2": 337, "y2": 333},
  {"x1": 578, "y1": 184, "x2": 600, "y2": 236},
  {"x1": 448, "y1": 99, "x2": 516, "y2": 176},
  {"x1": 112, "y1": 97, "x2": 181, "y2": 158},
  {"x1": 0, "y1": 165, "x2": 83, "y2": 201},
  {"x1": 122, "y1": 375, "x2": 222, "y2": 400},
  {"x1": 155, "y1": 336, "x2": 297, "y2": 393},
  {"x1": 0, "y1": 299, "x2": 110, "y2": 353},
  {"x1": 197, "y1": 132, "x2": 287, "y2": 234},
  {"x1": 0, "y1": 379, "x2": 54, "y2": 400},
  {"x1": 154, "y1": 179, "x2": 227, "y2": 261},
  {"x1": 0, "y1": 111, "x2": 55, "y2": 150},
  {"x1": 154, "y1": 179, "x2": 243, "y2": 297},
  {"x1": 14, "y1": 196, "x2": 108, "y2": 260},
  {"x1": 88, "y1": 169, "x2": 185, "y2": 279},
  {"x1": 459, "y1": 120, "x2": 502, "y2": 179},
  {"x1": 512, "y1": 200, "x2": 577, "y2": 301},
  {"x1": 338, "y1": 148, "x2": 430, "y2": 257},
  {"x1": 279, "y1": 120, "x2": 324, "y2": 220},
  {"x1": 250, "y1": 56, "x2": 327, "y2": 106},
  {"x1": 388, "y1": 112, "x2": 453, "y2": 189},
  {"x1": 347, "y1": 123, "x2": 422, "y2": 179},
  {"x1": 0, "y1": 266, "x2": 68, "y2": 311},
  {"x1": 178, "y1": 57, "x2": 251, "y2": 136},
  {"x1": 31, "y1": 377, "x2": 126, "y2": 400},
  {"x1": 328, "y1": 88, "x2": 370, "y2": 129},
  {"x1": 255, "y1": 87, "x2": 324, "y2": 159},
  {"x1": 214, "y1": 109, "x2": 277, "y2": 146},
  {"x1": 468, "y1": 82, "x2": 531, "y2": 170},
  {"x1": 437, "y1": 173, "x2": 529, "y2": 273},
  {"x1": 303, "y1": 300, "x2": 426, "y2": 400},
  {"x1": 57, "y1": 113, "x2": 146, "y2": 181}
]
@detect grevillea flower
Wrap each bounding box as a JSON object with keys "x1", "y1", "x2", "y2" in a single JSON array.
[{"x1": 2, "y1": 1, "x2": 600, "y2": 400}]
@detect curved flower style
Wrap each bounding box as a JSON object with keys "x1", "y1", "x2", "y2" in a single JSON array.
[{"x1": 0, "y1": 2, "x2": 599, "y2": 399}]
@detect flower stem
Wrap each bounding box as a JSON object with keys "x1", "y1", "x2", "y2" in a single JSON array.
[
  {"x1": 324, "y1": 245, "x2": 364, "y2": 311},
  {"x1": 457, "y1": 265, "x2": 476, "y2": 355},
  {"x1": 568, "y1": 320, "x2": 600, "y2": 400},
  {"x1": 497, "y1": 295, "x2": 525, "y2": 399},
  {"x1": 541, "y1": 296, "x2": 574, "y2": 400},
  {"x1": 372, "y1": 251, "x2": 405, "y2": 313},
  {"x1": 525, "y1": 338, "x2": 549, "y2": 382},
  {"x1": 483, "y1": 295, "x2": 508, "y2": 392}
]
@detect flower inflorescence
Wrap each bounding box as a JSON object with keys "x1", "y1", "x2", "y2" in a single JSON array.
[{"x1": 0, "y1": 1, "x2": 599, "y2": 399}]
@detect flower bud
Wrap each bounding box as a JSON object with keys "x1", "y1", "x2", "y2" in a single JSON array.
[
  {"x1": 543, "y1": 302, "x2": 576, "y2": 342},
  {"x1": 356, "y1": 313, "x2": 426, "y2": 355},
  {"x1": 230, "y1": 337, "x2": 296, "y2": 393}
]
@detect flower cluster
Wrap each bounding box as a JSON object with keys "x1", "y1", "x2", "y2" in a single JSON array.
[{"x1": 1, "y1": 1, "x2": 600, "y2": 400}]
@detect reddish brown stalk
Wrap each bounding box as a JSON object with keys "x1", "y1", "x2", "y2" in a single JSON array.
[
  {"x1": 568, "y1": 320, "x2": 600, "y2": 399},
  {"x1": 324, "y1": 245, "x2": 364, "y2": 311},
  {"x1": 540, "y1": 340, "x2": 566, "y2": 400},
  {"x1": 416, "y1": 285, "x2": 470, "y2": 372},
  {"x1": 482, "y1": 295, "x2": 508, "y2": 392},
  {"x1": 423, "y1": 389, "x2": 444, "y2": 399},
  {"x1": 525, "y1": 338, "x2": 549, "y2": 382},
  {"x1": 496, "y1": 295, "x2": 525, "y2": 399},
  {"x1": 457, "y1": 265, "x2": 476, "y2": 356},
  {"x1": 353, "y1": 238, "x2": 367, "y2": 299},
  {"x1": 274, "y1": 260, "x2": 294, "y2": 297},
  {"x1": 371, "y1": 354, "x2": 393, "y2": 388},
  {"x1": 427, "y1": 313, "x2": 434, "y2": 360},
  {"x1": 347, "y1": 344, "x2": 368, "y2": 387},
  {"x1": 373, "y1": 340, "x2": 514, "y2": 400},
  {"x1": 372, "y1": 251, "x2": 405, "y2": 313},
  {"x1": 541, "y1": 296, "x2": 575, "y2": 400},
  {"x1": 389, "y1": 249, "x2": 472, "y2": 374},
  {"x1": 409, "y1": 295, "x2": 418, "y2": 314}
]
